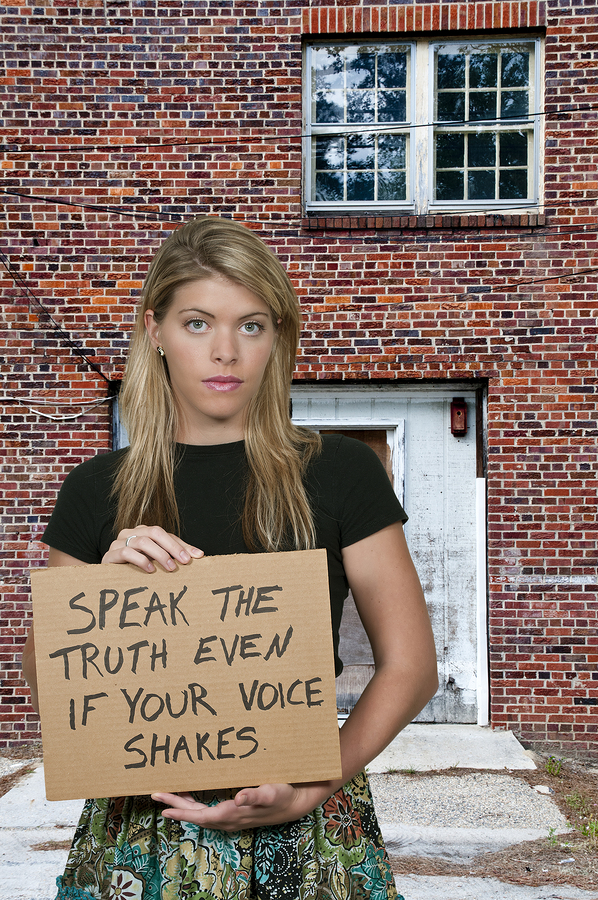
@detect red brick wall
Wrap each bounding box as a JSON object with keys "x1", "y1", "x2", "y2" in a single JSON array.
[{"x1": 1, "y1": 0, "x2": 597, "y2": 756}]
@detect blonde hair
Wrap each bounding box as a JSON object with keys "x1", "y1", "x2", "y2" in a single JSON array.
[{"x1": 114, "y1": 217, "x2": 321, "y2": 551}]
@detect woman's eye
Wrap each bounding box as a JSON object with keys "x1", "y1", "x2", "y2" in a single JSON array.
[
  {"x1": 241, "y1": 321, "x2": 263, "y2": 334},
  {"x1": 186, "y1": 319, "x2": 207, "y2": 332}
]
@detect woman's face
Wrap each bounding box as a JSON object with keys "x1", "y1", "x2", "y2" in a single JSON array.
[{"x1": 145, "y1": 276, "x2": 278, "y2": 445}]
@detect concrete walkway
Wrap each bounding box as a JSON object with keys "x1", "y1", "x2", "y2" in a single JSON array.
[
  {"x1": 1, "y1": 726, "x2": 597, "y2": 900},
  {"x1": 367, "y1": 723, "x2": 537, "y2": 773},
  {"x1": 0, "y1": 764, "x2": 81, "y2": 900}
]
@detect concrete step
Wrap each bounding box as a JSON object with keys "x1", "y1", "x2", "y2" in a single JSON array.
[{"x1": 367, "y1": 723, "x2": 536, "y2": 773}]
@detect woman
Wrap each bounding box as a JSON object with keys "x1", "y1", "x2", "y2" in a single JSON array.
[{"x1": 22, "y1": 217, "x2": 438, "y2": 900}]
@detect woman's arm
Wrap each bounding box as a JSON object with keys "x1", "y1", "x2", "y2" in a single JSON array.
[
  {"x1": 153, "y1": 521, "x2": 438, "y2": 829},
  {"x1": 334, "y1": 520, "x2": 438, "y2": 778}
]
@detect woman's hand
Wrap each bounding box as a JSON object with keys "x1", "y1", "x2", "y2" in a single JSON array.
[
  {"x1": 101, "y1": 526, "x2": 204, "y2": 573},
  {"x1": 151, "y1": 780, "x2": 337, "y2": 830}
]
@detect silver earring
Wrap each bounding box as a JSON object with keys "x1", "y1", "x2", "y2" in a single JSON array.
[{"x1": 157, "y1": 346, "x2": 165, "y2": 357}]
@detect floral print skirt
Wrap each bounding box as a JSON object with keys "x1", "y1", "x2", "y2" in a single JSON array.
[{"x1": 54, "y1": 771, "x2": 401, "y2": 900}]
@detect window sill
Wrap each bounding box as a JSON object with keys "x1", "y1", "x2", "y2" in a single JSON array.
[{"x1": 301, "y1": 213, "x2": 546, "y2": 231}]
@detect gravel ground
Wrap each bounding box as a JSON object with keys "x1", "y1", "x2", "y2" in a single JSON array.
[
  {"x1": 0, "y1": 756, "x2": 38, "y2": 780},
  {"x1": 392, "y1": 875, "x2": 598, "y2": 900},
  {"x1": 369, "y1": 772, "x2": 568, "y2": 830}
]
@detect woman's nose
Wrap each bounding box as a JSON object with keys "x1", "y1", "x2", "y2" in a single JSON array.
[{"x1": 210, "y1": 330, "x2": 238, "y2": 364}]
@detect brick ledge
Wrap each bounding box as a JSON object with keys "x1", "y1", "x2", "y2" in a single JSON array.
[
  {"x1": 302, "y1": 213, "x2": 546, "y2": 231},
  {"x1": 302, "y1": 2, "x2": 545, "y2": 35}
]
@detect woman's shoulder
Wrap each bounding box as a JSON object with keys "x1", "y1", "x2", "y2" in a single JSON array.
[
  {"x1": 309, "y1": 432, "x2": 383, "y2": 469},
  {"x1": 305, "y1": 432, "x2": 407, "y2": 542},
  {"x1": 64, "y1": 447, "x2": 128, "y2": 478},
  {"x1": 304, "y1": 432, "x2": 394, "y2": 496},
  {"x1": 43, "y1": 449, "x2": 128, "y2": 562},
  {"x1": 58, "y1": 448, "x2": 128, "y2": 496}
]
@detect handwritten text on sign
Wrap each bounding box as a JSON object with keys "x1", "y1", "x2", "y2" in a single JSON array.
[{"x1": 31, "y1": 550, "x2": 341, "y2": 801}]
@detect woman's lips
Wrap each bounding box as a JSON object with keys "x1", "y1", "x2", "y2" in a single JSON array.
[{"x1": 203, "y1": 376, "x2": 243, "y2": 392}]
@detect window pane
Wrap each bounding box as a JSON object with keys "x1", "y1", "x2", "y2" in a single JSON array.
[
  {"x1": 469, "y1": 91, "x2": 497, "y2": 121},
  {"x1": 436, "y1": 172, "x2": 463, "y2": 200},
  {"x1": 315, "y1": 136, "x2": 344, "y2": 169},
  {"x1": 499, "y1": 168, "x2": 527, "y2": 199},
  {"x1": 470, "y1": 53, "x2": 497, "y2": 88},
  {"x1": 436, "y1": 133, "x2": 464, "y2": 168},
  {"x1": 315, "y1": 171, "x2": 344, "y2": 201},
  {"x1": 469, "y1": 133, "x2": 496, "y2": 167},
  {"x1": 436, "y1": 170, "x2": 464, "y2": 200},
  {"x1": 346, "y1": 51, "x2": 375, "y2": 89},
  {"x1": 437, "y1": 53, "x2": 466, "y2": 88},
  {"x1": 501, "y1": 91, "x2": 529, "y2": 120},
  {"x1": 347, "y1": 89, "x2": 375, "y2": 123},
  {"x1": 501, "y1": 52, "x2": 529, "y2": 87},
  {"x1": 314, "y1": 48, "x2": 344, "y2": 90},
  {"x1": 347, "y1": 134, "x2": 375, "y2": 169},
  {"x1": 468, "y1": 170, "x2": 495, "y2": 199},
  {"x1": 378, "y1": 170, "x2": 406, "y2": 200},
  {"x1": 500, "y1": 131, "x2": 527, "y2": 167},
  {"x1": 379, "y1": 90, "x2": 407, "y2": 122},
  {"x1": 315, "y1": 90, "x2": 344, "y2": 123},
  {"x1": 378, "y1": 52, "x2": 407, "y2": 88},
  {"x1": 347, "y1": 171, "x2": 375, "y2": 201},
  {"x1": 379, "y1": 134, "x2": 406, "y2": 167},
  {"x1": 437, "y1": 93, "x2": 465, "y2": 122}
]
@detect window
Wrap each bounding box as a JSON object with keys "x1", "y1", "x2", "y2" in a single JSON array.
[
  {"x1": 304, "y1": 37, "x2": 542, "y2": 214},
  {"x1": 307, "y1": 43, "x2": 413, "y2": 205}
]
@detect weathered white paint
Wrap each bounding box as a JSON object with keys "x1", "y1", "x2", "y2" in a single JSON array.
[
  {"x1": 292, "y1": 385, "x2": 480, "y2": 724},
  {"x1": 118, "y1": 385, "x2": 484, "y2": 723},
  {"x1": 476, "y1": 478, "x2": 489, "y2": 727},
  {"x1": 411, "y1": 394, "x2": 478, "y2": 723},
  {"x1": 415, "y1": 39, "x2": 430, "y2": 216}
]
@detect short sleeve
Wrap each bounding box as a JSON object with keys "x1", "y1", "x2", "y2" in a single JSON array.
[
  {"x1": 42, "y1": 452, "x2": 121, "y2": 563},
  {"x1": 327, "y1": 435, "x2": 407, "y2": 548}
]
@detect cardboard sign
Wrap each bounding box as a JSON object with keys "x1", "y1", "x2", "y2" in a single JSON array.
[{"x1": 31, "y1": 550, "x2": 342, "y2": 801}]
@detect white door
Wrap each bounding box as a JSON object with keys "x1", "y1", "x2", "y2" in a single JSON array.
[{"x1": 291, "y1": 384, "x2": 486, "y2": 725}]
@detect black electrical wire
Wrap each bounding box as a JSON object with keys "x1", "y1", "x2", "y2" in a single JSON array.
[
  {"x1": 3, "y1": 85, "x2": 596, "y2": 390},
  {"x1": 456, "y1": 264, "x2": 598, "y2": 295},
  {"x1": 2, "y1": 236, "x2": 596, "y2": 325},
  {"x1": 1, "y1": 103, "x2": 597, "y2": 156},
  {"x1": 1, "y1": 189, "x2": 183, "y2": 222},
  {"x1": 0, "y1": 249, "x2": 111, "y2": 383},
  {"x1": 3, "y1": 186, "x2": 598, "y2": 249},
  {"x1": 0, "y1": 183, "x2": 596, "y2": 223}
]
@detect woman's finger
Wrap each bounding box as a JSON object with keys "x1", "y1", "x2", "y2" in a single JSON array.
[
  {"x1": 234, "y1": 785, "x2": 275, "y2": 807},
  {"x1": 151, "y1": 791, "x2": 206, "y2": 810},
  {"x1": 123, "y1": 526, "x2": 203, "y2": 561},
  {"x1": 102, "y1": 525, "x2": 203, "y2": 571},
  {"x1": 119, "y1": 535, "x2": 182, "y2": 571}
]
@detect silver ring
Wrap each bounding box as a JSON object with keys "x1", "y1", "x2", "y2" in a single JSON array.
[{"x1": 125, "y1": 535, "x2": 138, "y2": 547}]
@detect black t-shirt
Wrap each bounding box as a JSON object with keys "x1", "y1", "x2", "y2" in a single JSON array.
[{"x1": 42, "y1": 434, "x2": 407, "y2": 675}]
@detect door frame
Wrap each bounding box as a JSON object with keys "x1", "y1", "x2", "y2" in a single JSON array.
[{"x1": 291, "y1": 383, "x2": 489, "y2": 726}]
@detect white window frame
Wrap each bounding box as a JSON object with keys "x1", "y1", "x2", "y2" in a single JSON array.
[
  {"x1": 304, "y1": 41, "x2": 417, "y2": 211},
  {"x1": 304, "y1": 35, "x2": 543, "y2": 215}
]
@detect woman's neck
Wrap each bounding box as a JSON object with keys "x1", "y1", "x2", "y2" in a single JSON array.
[{"x1": 175, "y1": 421, "x2": 245, "y2": 446}]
